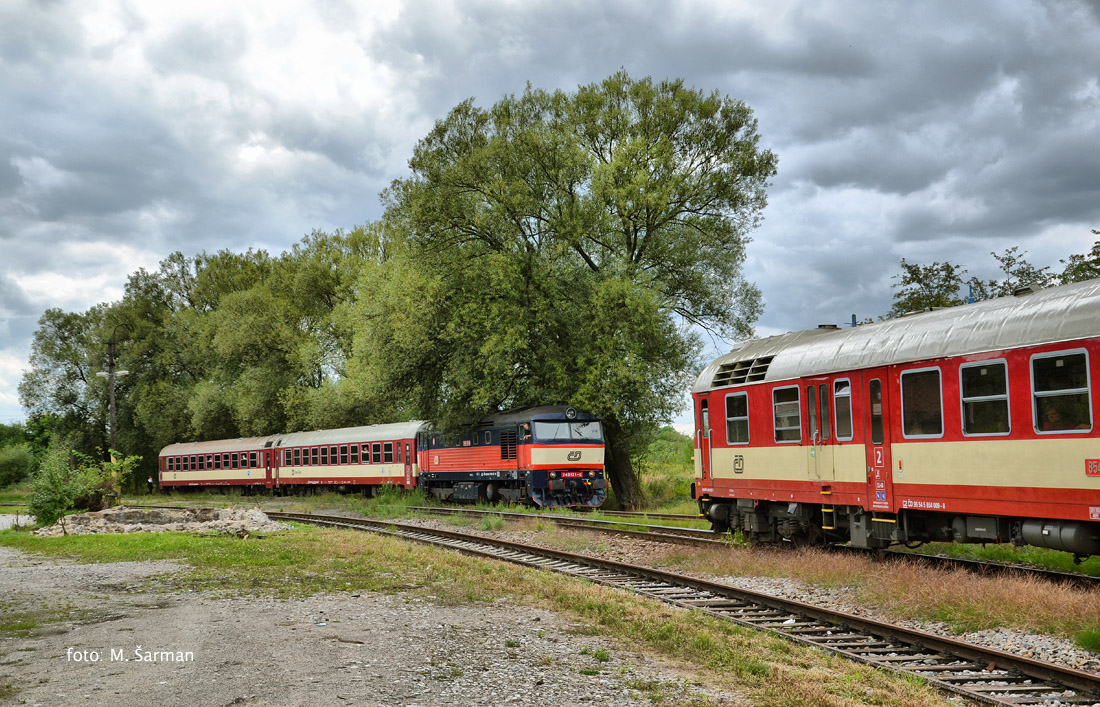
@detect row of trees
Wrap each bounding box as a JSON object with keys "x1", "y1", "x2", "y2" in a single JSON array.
[
  {"x1": 886, "y1": 235, "x2": 1100, "y2": 318},
  {"x1": 18, "y1": 72, "x2": 778, "y2": 508}
]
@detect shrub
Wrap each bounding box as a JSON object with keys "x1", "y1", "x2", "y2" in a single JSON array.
[
  {"x1": 0, "y1": 443, "x2": 37, "y2": 488},
  {"x1": 27, "y1": 447, "x2": 142, "y2": 528}
]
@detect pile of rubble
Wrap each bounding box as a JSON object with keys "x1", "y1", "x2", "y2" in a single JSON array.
[{"x1": 34, "y1": 506, "x2": 290, "y2": 537}]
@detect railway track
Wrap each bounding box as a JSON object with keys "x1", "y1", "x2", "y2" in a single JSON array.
[
  {"x1": 410, "y1": 505, "x2": 1100, "y2": 590},
  {"x1": 270, "y1": 510, "x2": 1100, "y2": 706}
]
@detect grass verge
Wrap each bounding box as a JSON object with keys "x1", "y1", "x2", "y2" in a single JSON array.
[{"x1": 0, "y1": 525, "x2": 950, "y2": 706}]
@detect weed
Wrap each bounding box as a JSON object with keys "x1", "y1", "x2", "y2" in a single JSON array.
[
  {"x1": 593, "y1": 647, "x2": 610, "y2": 662},
  {"x1": 1074, "y1": 626, "x2": 1100, "y2": 652},
  {"x1": 479, "y1": 514, "x2": 505, "y2": 532},
  {"x1": 504, "y1": 639, "x2": 520, "y2": 648}
]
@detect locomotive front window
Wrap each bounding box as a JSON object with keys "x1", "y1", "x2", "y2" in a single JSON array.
[
  {"x1": 961, "y1": 361, "x2": 1010, "y2": 435},
  {"x1": 773, "y1": 386, "x2": 801, "y2": 442},
  {"x1": 1033, "y1": 351, "x2": 1091, "y2": 432},
  {"x1": 725, "y1": 393, "x2": 749, "y2": 444},
  {"x1": 901, "y1": 369, "x2": 943, "y2": 438},
  {"x1": 834, "y1": 380, "x2": 853, "y2": 441},
  {"x1": 532, "y1": 421, "x2": 603, "y2": 441}
]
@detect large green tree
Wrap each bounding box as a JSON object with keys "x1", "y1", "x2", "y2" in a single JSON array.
[{"x1": 359, "y1": 71, "x2": 776, "y2": 507}]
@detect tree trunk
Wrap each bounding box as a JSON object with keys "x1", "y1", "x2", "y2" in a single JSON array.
[{"x1": 603, "y1": 422, "x2": 642, "y2": 510}]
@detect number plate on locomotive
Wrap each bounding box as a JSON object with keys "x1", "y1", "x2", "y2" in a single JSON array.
[{"x1": 560, "y1": 471, "x2": 584, "y2": 478}]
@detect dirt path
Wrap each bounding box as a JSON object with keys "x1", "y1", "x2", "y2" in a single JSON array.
[{"x1": 0, "y1": 547, "x2": 734, "y2": 706}]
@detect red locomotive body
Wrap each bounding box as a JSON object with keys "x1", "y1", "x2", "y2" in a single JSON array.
[{"x1": 693, "y1": 280, "x2": 1100, "y2": 557}]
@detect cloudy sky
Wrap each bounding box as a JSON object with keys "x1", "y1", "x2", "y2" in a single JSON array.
[{"x1": 2, "y1": 0, "x2": 1099, "y2": 426}]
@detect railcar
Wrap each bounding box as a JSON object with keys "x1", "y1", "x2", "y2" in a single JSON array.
[
  {"x1": 159, "y1": 406, "x2": 606, "y2": 508},
  {"x1": 692, "y1": 279, "x2": 1100, "y2": 559}
]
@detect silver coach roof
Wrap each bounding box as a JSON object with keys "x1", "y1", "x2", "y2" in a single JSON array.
[
  {"x1": 694, "y1": 278, "x2": 1100, "y2": 392},
  {"x1": 160, "y1": 435, "x2": 276, "y2": 456},
  {"x1": 273, "y1": 421, "x2": 426, "y2": 448}
]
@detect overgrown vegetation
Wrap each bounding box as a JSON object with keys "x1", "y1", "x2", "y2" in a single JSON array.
[{"x1": 27, "y1": 447, "x2": 141, "y2": 527}]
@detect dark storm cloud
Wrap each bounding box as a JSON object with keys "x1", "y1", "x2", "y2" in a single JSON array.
[{"x1": 1, "y1": 0, "x2": 1098, "y2": 422}]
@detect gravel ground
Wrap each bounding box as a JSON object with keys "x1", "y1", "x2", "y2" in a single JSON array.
[
  {"x1": 392, "y1": 516, "x2": 1100, "y2": 676},
  {"x1": 0, "y1": 546, "x2": 736, "y2": 706}
]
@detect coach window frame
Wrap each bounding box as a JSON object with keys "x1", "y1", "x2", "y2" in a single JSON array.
[
  {"x1": 249, "y1": 451, "x2": 258, "y2": 468},
  {"x1": 384, "y1": 442, "x2": 394, "y2": 463},
  {"x1": 724, "y1": 391, "x2": 750, "y2": 445},
  {"x1": 350, "y1": 444, "x2": 359, "y2": 464},
  {"x1": 340, "y1": 445, "x2": 348, "y2": 465},
  {"x1": 372, "y1": 442, "x2": 382, "y2": 463},
  {"x1": 833, "y1": 378, "x2": 854, "y2": 441},
  {"x1": 772, "y1": 385, "x2": 802, "y2": 443},
  {"x1": 959, "y1": 359, "x2": 1011, "y2": 437},
  {"x1": 1031, "y1": 348, "x2": 1092, "y2": 434},
  {"x1": 900, "y1": 366, "x2": 945, "y2": 439}
]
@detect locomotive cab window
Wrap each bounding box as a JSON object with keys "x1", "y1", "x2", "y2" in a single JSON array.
[
  {"x1": 834, "y1": 379, "x2": 854, "y2": 441},
  {"x1": 960, "y1": 361, "x2": 1010, "y2": 435},
  {"x1": 725, "y1": 392, "x2": 749, "y2": 444},
  {"x1": 1032, "y1": 351, "x2": 1091, "y2": 433},
  {"x1": 773, "y1": 386, "x2": 801, "y2": 443},
  {"x1": 901, "y1": 368, "x2": 943, "y2": 438}
]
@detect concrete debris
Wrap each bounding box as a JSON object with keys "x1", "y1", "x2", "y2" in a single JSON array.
[{"x1": 34, "y1": 506, "x2": 290, "y2": 537}]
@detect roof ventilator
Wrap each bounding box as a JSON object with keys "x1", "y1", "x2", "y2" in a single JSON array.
[{"x1": 712, "y1": 355, "x2": 774, "y2": 388}]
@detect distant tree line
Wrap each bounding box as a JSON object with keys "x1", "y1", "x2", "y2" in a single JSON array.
[
  {"x1": 887, "y1": 232, "x2": 1100, "y2": 319},
  {"x1": 16, "y1": 71, "x2": 778, "y2": 508}
]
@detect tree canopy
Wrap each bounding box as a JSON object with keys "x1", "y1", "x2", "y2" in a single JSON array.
[{"x1": 352, "y1": 71, "x2": 777, "y2": 506}]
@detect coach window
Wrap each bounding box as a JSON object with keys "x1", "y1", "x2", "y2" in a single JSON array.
[
  {"x1": 725, "y1": 392, "x2": 749, "y2": 444},
  {"x1": 901, "y1": 368, "x2": 943, "y2": 438},
  {"x1": 868, "y1": 380, "x2": 884, "y2": 445},
  {"x1": 819, "y1": 384, "x2": 831, "y2": 440},
  {"x1": 230, "y1": 453, "x2": 237, "y2": 469},
  {"x1": 350, "y1": 444, "x2": 359, "y2": 464},
  {"x1": 807, "y1": 385, "x2": 819, "y2": 440},
  {"x1": 283, "y1": 450, "x2": 291, "y2": 466},
  {"x1": 1033, "y1": 351, "x2": 1091, "y2": 432},
  {"x1": 222, "y1": 453, "x2": 230, "y2": 468},
  {"x1": 961, "y1": 361, "x2": 1010, "y2": 435},
  {"x1": 214, "y1": 455, "x2": 222, "y2": 470},
  {"x1": 198, "y1": 455, "x2": 206, "y2": 471},
  {"x1": 384, "y1": 442, "x2": 394, "y2": 463},
  {"x1": 397, "y1": 444, "x2": 403, "y2": 462},
  {"x1": 250, "y1": 452, "x2": 258, "y2": 468},
  {"x1": 372, "y1": 443, "x2": 382, "y2": 463},
  {"x1": 834, "y1": 380, "x2": 854, "y2": 441},
  {"x1": 166, "y1": 457, "x2": 173, "y2": 472},
  {"x1": 292, "y1": 448, "x2": 299, "y2": 466},
  {"x1": 320, "y1": 446, "x2": 328, "y2": 465},
  {"x1": 180, "y1": 456, "x2": 187, "y2": 471},
  {"x1": 699, "y1": 400, "x2": 710, "y2": 437},
  {"x1": 330, "y1": 446, "x2": 338, "y2": 464},
  {"x1": 340, "y1": 445, "x2": 348, "y2": 465},
  {"x1": 773, "y1": 386, "x2": 801, "y2": 442}
]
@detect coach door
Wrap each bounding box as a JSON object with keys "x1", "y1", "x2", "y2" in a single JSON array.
[
  {"x1": 864, "y1": 373, "x2": 894, "y2": 512},
  {"x1": 264, "y1": 450, "x2": 274, "y2": 490},
  {"x1": 696, "y1": 398, "x2": 712, "y2": 483},
  {"x1": 805, "y1": 378, "x2": 835, "y2": 481},
  {"x1": 404, "y1": 443, "x2": 412, "y2": 488}
]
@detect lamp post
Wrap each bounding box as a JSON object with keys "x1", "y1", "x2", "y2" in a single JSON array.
[{"x1": 95, "y1": 325, "x2": 130, "y2": 458}]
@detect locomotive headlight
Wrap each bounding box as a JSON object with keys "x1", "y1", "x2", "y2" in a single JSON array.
[
  {"x1": 588, "y1": 470, "x2": 595, "y2": 478},
  {"x1": 550, "y1": 471, "x2": 557, "y2": 479},
  {"x1": 565, "y1": 407, "x2": 577, "y2": 420}
]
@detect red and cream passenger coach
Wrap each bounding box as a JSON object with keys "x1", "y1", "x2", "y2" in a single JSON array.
[{"x1": 693, "y1": 279, "x2": 1100, "y2": 558}]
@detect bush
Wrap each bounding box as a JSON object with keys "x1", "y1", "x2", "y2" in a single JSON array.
[
  {"x1": 28, "y1": 448, "x2": 142, "y2": 528},
  {"x1": 0, "y1": 443, "x2": 37, "y2": 488}
]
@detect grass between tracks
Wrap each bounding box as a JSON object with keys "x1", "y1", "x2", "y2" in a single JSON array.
[{"x1": 0, "y1": 525, "x2": 949, "y2": 707}]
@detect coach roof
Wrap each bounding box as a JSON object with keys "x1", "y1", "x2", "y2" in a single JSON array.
[{"x1": 694, "y1": 278, "x2": 1100, "y2": 392}]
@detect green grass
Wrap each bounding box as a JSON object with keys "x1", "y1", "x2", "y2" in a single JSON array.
[
  {"x1": 910, "y1": 541, "x2": 1100, "y2": 576},
  {"x1": 0, "y1": 482, "x2": 31, "y2": 504},
  {"x1": 0, "y1": 524, "x2": 950, "y2": 706}
]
